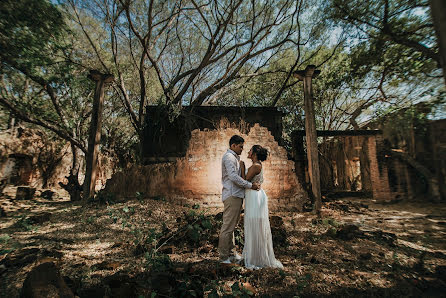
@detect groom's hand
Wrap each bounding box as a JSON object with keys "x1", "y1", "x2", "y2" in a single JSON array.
[{"x1": 251, "y1": 183, "x2": 260, "y2": 190}]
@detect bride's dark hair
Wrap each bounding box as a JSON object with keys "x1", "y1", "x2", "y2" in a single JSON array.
[{"x1": 252, "y1": 145, "x2": 268, "y2": 161}]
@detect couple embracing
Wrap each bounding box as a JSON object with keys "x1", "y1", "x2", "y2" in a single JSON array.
[{"x1": 218, "y1": 135, "x2": 283, "y2": 270}]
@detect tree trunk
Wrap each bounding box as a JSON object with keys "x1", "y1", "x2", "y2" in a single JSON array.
[
  {"x1": 7, "y1": 112, "x2": 16, "y2": 129},
  {"x1": 83, "y1": 70, "x2": 114, "y2": 200},
  {"x1": 59, "y1": 143, "x2": 83, "y2": 201},
  {"x1": 430, "y1": 0, "x2": 446, "y2": 86},
  {"x1": 295, "y1": 65, "x2": 322, "y2": 216}
]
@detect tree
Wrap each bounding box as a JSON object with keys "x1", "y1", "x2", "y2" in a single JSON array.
[
  {"x1": 63, "y1": 0, "x2": 306, "y2": 138},
  {"x1": 326, "y1": 0, "x2": 441, "y2": 78},
  {"x1": 0, "y1": 0, "x2": 100, "y2": 200},
  {"x1": 429, "y1": 0, "x2": 446, "y2": 86}
]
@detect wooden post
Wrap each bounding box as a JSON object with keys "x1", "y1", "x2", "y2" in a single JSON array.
[
  {"x1": 295, "y1": 65, "x2": 322, "y2": 216},
  {"x1": 83, "y1": 70, "x2": 114, "y2": 200}
]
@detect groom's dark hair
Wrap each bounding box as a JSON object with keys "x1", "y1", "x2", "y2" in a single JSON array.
[{"x1": 229, "y1": 135, "x2": 244, "y2": 146}]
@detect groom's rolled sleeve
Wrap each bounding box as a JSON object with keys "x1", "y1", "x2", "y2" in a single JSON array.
[{"x1": 224, "y1": 156, "x2": 252, "y2": 189}]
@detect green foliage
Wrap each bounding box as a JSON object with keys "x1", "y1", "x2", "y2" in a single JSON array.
[
  {"x1": 182, "y1": 209, "x2": 216, "y2": 246},
  {"x1": 227, "y1": 282, "x2": 254, "y2": 297},
  {"x1": 374, "y1": 97, "x2": 445, "y2": 151},
  {"x1": 107, "y1": 204, "x2": 172, "y2": 272},
  {"x1": 0, "y1": 0, "x2": 67, "y2": 75},
  {"x1": 15, "y1": 216, "x2": 35, "y2": 231},
  {"x1": 145, "y1": 252, "x2": 172, "y2": 272},
  {"x1": 327, "y1": 0, "x2": 437, "y2": 70},
  {"x1": 203, "y1": 280, "x2": 254, "y2": 298},
  {"x1": 175, "y1": 277, "x2": 207, "y2": 297},
  {"x1": 0, "y1": 235, "x2": 11, "y2": 244},
  {"x1": 321, "y1": 217, "x2": 340, "y2": 228},
  {"x1": 0, "y1": 235, "x2": 15, "y2": 255}
]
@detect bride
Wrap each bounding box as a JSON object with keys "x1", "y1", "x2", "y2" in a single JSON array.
[{"x1": 240, "y1": 145, "x2": 283, "y2": 269}]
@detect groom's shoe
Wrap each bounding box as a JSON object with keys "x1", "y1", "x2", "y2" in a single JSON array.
[
  {"x1": 231, "y1": 253, "x2": 243, "y2": 264},
  {"x1": 220, "y1": 257, "x2": 232, "y2": 264}
]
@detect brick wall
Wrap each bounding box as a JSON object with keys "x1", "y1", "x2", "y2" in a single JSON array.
[
  {"x1": 367, "y1": 135, "x2": 391, "y2": 200},
  {"x1": 105, "y1": 124, "x2": 307, "y2": 209}
]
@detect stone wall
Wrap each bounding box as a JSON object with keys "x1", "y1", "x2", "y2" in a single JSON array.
[
  {"x1": 0, "y1": 127, "x2": 115, "y2": 196},
  {"x1": 105, "y1": 123, "x2": 307, "y2": 210}
]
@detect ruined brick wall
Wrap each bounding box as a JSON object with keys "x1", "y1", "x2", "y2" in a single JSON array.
[
  {"x1": 142, "y1": 106, "x2": 284, "y2": 162},
  {"x1": 367, "y1": 135, "x2": 391, "y2": 200},
  {"x1": 0, "y1": 127, "x2": 115, "y2": 194},
  {"x1": 105, "y1": 123, "x2": 308, "y2": 210},
  {"x1": 319, "y1": 136, "x2": 365, "y2": 191},
  {"x1": 298, "y1": 132, "x2": 392, "y2": 200}
]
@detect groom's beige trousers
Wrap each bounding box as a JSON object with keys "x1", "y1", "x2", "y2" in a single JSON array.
[{"x1": 218, "y1": 196, "x2": 243, "y2": 260}]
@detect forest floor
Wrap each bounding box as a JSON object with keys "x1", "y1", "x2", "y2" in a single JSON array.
[{"x1": 0, "y1": 187, "x2": 446, "y2": 297}]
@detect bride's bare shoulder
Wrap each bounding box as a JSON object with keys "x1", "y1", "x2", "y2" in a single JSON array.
[{"x1": 249, "y1": 163, "x2": 262, "y2": 173}]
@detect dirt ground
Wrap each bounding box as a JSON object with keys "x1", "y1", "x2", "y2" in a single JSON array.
[{"x1": 1, "y1": 188, "x2": 445, "y2": 297}]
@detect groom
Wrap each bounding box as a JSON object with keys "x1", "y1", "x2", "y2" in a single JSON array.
[{"x1": 218, "y1": 135, "x2": 260, "y2": 264}]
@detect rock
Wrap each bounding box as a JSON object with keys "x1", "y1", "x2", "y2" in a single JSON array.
[
  {"x1": 241, "y1": 282, "x2": 256, "y2": 295},
  {"x1": 0, "y1": 206, "x2": 6, "y2": 217},
  {"x1": 20, "y1": 262, "x2": 74, "y2": 298},
  {"x1": 16, "y1": 186, "x2": 36, "y2": 200},
  {"x1": 28, "y1": 212, "x2": 51, "y2": 224},
  {"x1": 41, "y1": 190, "x2": 55, "y2": 200}
]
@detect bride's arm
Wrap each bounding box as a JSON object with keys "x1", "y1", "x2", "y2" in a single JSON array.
[{"x1": 245, "y1": 164, "x2": 261, "y2": 182}]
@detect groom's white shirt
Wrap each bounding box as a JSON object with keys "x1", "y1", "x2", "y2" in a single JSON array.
[{"x1": 221, "y1": 149, "x2": 252, "y2": 201}]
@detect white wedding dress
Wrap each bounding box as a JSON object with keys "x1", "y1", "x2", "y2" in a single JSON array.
[{"x1": 243, "y1": 167, "x2": 283, "y2": 269}]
